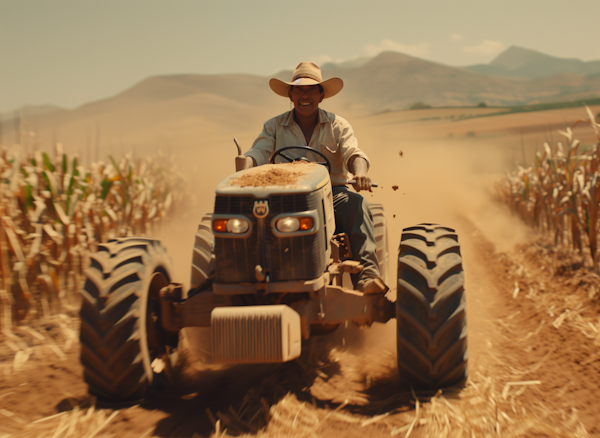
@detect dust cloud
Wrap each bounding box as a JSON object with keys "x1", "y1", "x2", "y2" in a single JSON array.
[
  {"x1": 331, "y1": 125, "x2": 530, "y2": 364},
  {"x1": 151, "y1": 112, "x2": 531, "y2": 374},
  {"x1": 150, "y1": 136, "x2": 239, "y2": 290}
]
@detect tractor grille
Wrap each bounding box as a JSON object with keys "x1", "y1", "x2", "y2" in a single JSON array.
[
  {"x1": 211, "y1": 305, "x2": 301, "y2": 364},
  {"x1": 214, "y1": 196, "x2": 254, "y2": 214},
  {"x1": 214, "y1": 217, "x2": 258, "y2": 283},
  {"x1": 269, "y1": 193, "x2": 320, "y2": 213},
  {"x1": 214, "y1": 193, "x2": 320, "y2": 214},
  {"x1": 213, "y1": 192, "x2": 326, "y2": 283},
  {"x1": 267, "y1": 232, "x2": 325, "y2": 281}
]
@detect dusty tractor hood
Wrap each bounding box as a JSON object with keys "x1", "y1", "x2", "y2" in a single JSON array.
[{"x1": 216, "y1": 162, "x2": 331, "y2": 196}]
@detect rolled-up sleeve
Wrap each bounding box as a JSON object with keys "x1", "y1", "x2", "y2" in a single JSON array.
[
  {"x1": 245, "y1": 119, "x2": 276, "y2": 166},
  {"x1": 336, "y1": 117, "x2": 370, "y2": 172}
]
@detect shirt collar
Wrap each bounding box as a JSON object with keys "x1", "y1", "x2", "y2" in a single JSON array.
[
  {"x1": 281, "y1": 108, "x2": 331, "y2": 127},
  {"x1": 318, "y1": 108, "x2": 331, "y2": 124}
]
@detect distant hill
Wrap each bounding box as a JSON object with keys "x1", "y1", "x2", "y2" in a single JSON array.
[
  {"x1": 465, "y1": 46, "x2": 600, "y2": 79},
  {"x1": 321, "y1": 51, "x2": 526, "y2": 110},
  {"x1": 4, "y1": 48, "x2": 600, "y2": 152},
  {"x1": 322, "y1": 57, "x2": 371, "y2": 70},
  {"x1": 1, "y1": 104, "x2": 65, "y2": 121},
  {"x1": 0, "y1": 73, "x2": 285, "y2": 154}
]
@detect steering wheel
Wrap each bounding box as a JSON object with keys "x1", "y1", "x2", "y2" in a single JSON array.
[{"x1": 270, "y1": 146, "x2": 331, "y2": 174}]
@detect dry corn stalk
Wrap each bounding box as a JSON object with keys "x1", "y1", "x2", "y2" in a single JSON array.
[
  {"x1": 0, "y1": 143, "x2": 187, "y2": 327},
  {"x1": 495, "y1": 107, "x2": 600, "y2": 271}
]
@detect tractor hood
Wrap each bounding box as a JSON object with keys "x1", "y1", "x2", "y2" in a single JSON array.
[{"x1": 216, "y1": 163, "x2": 331, "y2": 196}]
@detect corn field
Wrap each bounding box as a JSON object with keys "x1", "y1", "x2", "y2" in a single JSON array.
[
  {"x1": 0, "y1": 143, "x2": 186, "y2": 329},
  {"x1": 495, "y1": 106, "x2": 600, "y2": 270}
]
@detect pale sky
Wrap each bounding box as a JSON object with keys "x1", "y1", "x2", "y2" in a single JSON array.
[{"x1": 2, "y1": 0, "x2": 600, "y2": 113}]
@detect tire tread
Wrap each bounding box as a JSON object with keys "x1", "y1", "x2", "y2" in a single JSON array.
[
  {"x1": 396, "y1": 223, "x2": 468, "y2": 389},
  {"x1": 370, "y1": 204, "x2": 389, "y2": 285},
  {"x1": 191, "y1": 214, "x2": 215, "y2": 290},
  {"x1": 79, "y1": 239, "x2": 170, "y2": 402}
]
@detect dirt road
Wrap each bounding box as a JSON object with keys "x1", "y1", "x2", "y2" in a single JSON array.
[
  {"x1": 1, "y1": 215, "x2": 598, "y2": 437},
  {"x1": 1, "y1": 110, "x2": 600, "y2": 436}
]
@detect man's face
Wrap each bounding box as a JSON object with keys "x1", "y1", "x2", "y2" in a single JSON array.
[{"x1": 288, "y1": 85, "x2": 324, "y2": 118}]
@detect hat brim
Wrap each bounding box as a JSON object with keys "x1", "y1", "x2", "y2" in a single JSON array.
[{"x1": 269, "y1": 77, "x2": 344, "y2": 99}]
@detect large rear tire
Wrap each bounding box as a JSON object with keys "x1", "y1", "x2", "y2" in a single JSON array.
[
  {"x1": 370, "y1": 204, "x2": 389, "y2": 285},
  {"x1": 396, "y1": 224, "x2": 468, "y2": 389},
  {"x1": 190, "y1": 214, "x2": 215, "y2": 291},
  {"x1": 79, "y1": 238, "x2": 178, "y2": 402}
]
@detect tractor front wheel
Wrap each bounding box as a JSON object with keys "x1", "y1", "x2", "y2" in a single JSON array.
[{"x1": 79, "y1": 238, "x2": 178, "y2": 402}]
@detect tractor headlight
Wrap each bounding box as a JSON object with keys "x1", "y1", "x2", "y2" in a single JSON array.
[
  {"x1": 227, "y1": 218, "x2": 249, "y2": 234},
  {"x1": 213, "y1": 218, "x2": 249, "y2": 234},
  {"x1": 276, "y1": 217, "x2": 314, "y2": 233},
  {"x1": 276, "y1": 217, "x2": 299, "y2": 233}
]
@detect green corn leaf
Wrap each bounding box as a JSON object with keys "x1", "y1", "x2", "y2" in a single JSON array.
[
  {"x1": 42, "y1": 152, "x2": 55, "y2": 172},
  {"x1": 101, "y1": 177, "x2": 113, "y2": 200},
  {"x1": 109, "y1": 155, "x2": 123, "y2": 179},
  {"x1": 42, "y1": 170, "x2": 58, "y2": 198},
  {"x1": 66, "y1": 157, "x2": 80, "y2": 213},
  {"x1": 24, "y1": 184, "x2": 33, "y2": 213}
]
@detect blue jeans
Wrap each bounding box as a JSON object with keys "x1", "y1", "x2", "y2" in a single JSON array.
[{"x1": 332, "y1": 186, "x2": 380, "y2": 287}]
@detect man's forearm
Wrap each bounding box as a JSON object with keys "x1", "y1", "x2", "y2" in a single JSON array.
[{"x1": 351, "y1": 157, "x2": 368, "y2": 176}]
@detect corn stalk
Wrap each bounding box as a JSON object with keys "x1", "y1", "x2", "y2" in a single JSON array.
[
  {"x1": 0, "y1": 144, "x2": 186, "y2": 328},
  {"x1": 495, "y1": 107, "x2": 600, "y2": 271}
]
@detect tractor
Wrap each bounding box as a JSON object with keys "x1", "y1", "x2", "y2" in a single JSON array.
[{"x1": 79, "y1": 147, "x2": 468, "y2": 402}]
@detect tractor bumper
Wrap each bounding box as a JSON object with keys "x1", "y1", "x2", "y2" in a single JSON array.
[{"x1": 211, "y1": 305, "x2": 302, "y2": 364}]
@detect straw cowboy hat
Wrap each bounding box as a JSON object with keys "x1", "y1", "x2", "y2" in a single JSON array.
[{"x1": 269, "y1": 62, "x2": 344, "y2": 99}]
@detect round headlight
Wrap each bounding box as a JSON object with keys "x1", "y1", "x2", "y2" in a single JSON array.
[
  {"x1": 226, "y1": 218, "x2": 249, "y2": 234},
  {"x1": 276, "y1": 217, "x2": 300, "y2": 233}
]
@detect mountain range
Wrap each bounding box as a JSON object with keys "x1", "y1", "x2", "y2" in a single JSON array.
[
  {"x1": 2, "y1": 46, "x2": 600, "y2": 151},
  {"x1": 465, "y1": 46, "x2": 600, "y2": 79},
  {"x1": 274, "y1": 47, "x2": 600, "y2": 111}
]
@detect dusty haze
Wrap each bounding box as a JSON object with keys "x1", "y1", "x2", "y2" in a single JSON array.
[
  {"x1": 151, "y1": 102, "x2": 598, "y2": 293},
  {"x1": 2, "y1": 97, "x2": 600, "y2": 436}
]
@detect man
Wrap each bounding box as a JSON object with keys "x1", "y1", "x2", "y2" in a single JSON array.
[{"x1": 238, "y1": 62, "x2": 387, "y2": 294}]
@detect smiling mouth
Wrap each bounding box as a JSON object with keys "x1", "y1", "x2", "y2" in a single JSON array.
[{"x1": 300, "y1": 102, "x2": 311, "y2": 106}]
